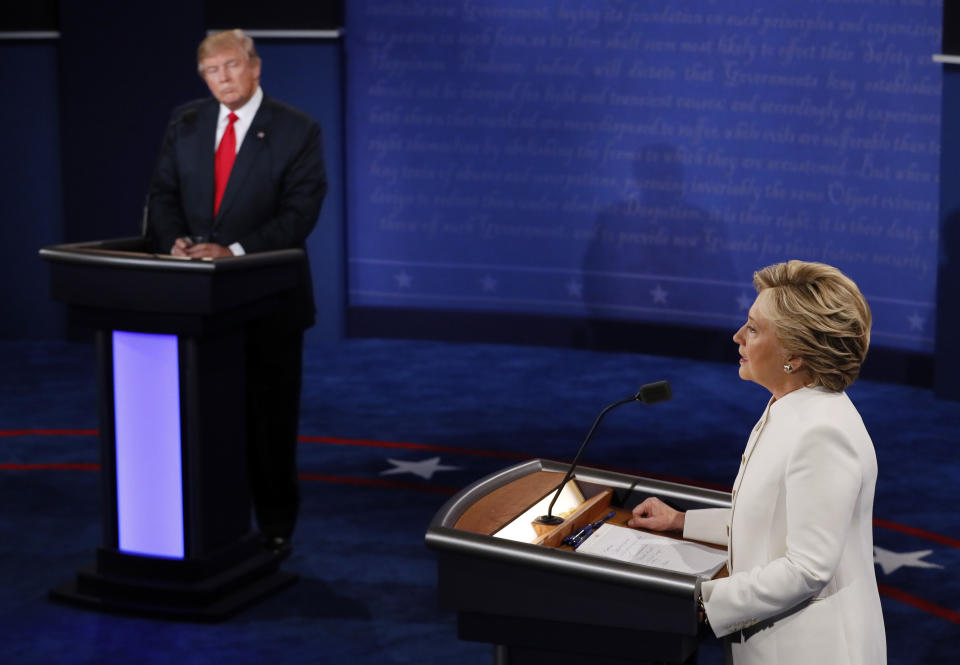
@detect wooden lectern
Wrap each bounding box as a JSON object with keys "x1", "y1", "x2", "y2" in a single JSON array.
[
  {"x1": 426, "y1": 459, "x2": 731, "y2": 664},
  {"x1": 39, "y1": 236, "x2": 303, "y2": 620}
]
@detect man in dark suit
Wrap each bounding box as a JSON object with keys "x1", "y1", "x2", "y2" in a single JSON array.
[{"x1": 148, "y1": 29, "x2": 327, "y2": 554}]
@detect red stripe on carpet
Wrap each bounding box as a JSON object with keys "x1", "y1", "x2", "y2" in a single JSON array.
[
  {"x1": 299, "y1": 435, "x2": 529, "y2": 460},
  {"x1": 0, "y1": 429, "x2": 97, "y2": 437},
  {"x1": 0, "y1": 462, "x2": 99, "y2": 471},
  {"x1": 878, "y1": 583, "x2": 960, "y2": 625},
  {"x1": 298, "y1": 472, "x2": 459, "y2": 494},
  {"x1": 0, "y1": 464, "x2": 459, "y2": 495},
  {"x1": 873, "y1": 517, "x2": 960, "y2": 551}
]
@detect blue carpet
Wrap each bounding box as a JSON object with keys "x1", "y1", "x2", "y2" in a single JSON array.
[{"x1": 1, "y1": 338, "x2": 957, "y2": 663}]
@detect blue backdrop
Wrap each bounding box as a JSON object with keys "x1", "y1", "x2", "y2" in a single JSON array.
[
  {"x1": 0, "y1": 43, "x2": 64, "y2": 339},
  {"x1": 345, "y1": 0, "x2": 941, "y2": 353}
]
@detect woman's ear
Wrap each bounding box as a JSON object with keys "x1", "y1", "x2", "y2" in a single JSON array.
[{"x1": 783, "y1": 355, "x2": 805, "y2": 373}]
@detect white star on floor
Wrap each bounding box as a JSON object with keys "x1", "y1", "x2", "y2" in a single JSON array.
[
  {"x1": 873, "y1": 546, "x2": 943, "y2": 575},
  {"x1": 380, "y1": 456, "x2": 461, "y2": 480},
  {"x1": 907, "y1": 312, "x2": 925, "y2": 332},
  {"x1": 394, "y1": 270, "x2": 413, "y2": 289},
  {"x1": 480, "y1": 274, "x2": 498, "y2": 292},
  {"x1": 651, "y1": 284, "x2": 668, "y2": 304}
]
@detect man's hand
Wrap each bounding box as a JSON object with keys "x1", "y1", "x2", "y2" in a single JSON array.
[
  {"x1": 171, "y1": 237, "x2": 234, "y2": 259},
  {"x1": 171, "y1": 237, "x2": 193, "y2": 257},
  {"x1": 185, "y1": 242, "x2": 233, "y2": 258}
]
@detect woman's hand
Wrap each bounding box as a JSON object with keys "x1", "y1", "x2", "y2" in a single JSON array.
[{"x1": 627, "y1": 497, "x2": 685, "y2": 532}]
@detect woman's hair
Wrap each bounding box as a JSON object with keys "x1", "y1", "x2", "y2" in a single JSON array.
[
  {"x1": 197, "y1": 29, "x2": 260, "y2": 73},
  {"x1": 754, "y1": 260, "x2": 871, "y2": 392}
]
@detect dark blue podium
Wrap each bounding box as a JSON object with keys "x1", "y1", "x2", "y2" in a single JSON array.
[{"x1": 39, "y1": 236, "x2": 304, "y2": 620}]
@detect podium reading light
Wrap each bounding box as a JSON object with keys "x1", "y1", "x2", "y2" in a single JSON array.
[{"x1": 534, "y1": 380, "x2": 672, "y2": 526}]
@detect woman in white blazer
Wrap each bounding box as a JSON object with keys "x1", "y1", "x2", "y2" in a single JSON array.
[{"x1": 629, "y1": 260, "x2": 886, "y2": 664}]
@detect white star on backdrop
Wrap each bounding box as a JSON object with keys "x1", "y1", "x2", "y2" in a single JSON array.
[
  {"x1": 907, "y1": 312, "x2": 925, "y2": 332},
  {"x1": 480, "y1": 275, "x2": 498, "y2": 292},
  {"x1": 567, "y1": 279, "x2": 583, "y2": 298},
  {"x1": 651, "y1": 284, "x2": 668, "y2": 304},
  {"x1": 380, "y1": 456, "x2": 461, "y2": 480},
  {"x1": 873, "y1": 546, "x2": 943, "y2": 575},
  {"x1": 736, "y1": 292, "x2": 753, "y2": 310},
  {"x1": 394, "y1": 270, "x2": 413, "y2": 289}
]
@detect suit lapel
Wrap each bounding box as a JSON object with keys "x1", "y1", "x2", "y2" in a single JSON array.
[
  {"x1": 194, "y1": 102, "x2": 218, "y2": 220},
  {"x1": 215, "y1": 98, "x2": 273, "y2": 223}
]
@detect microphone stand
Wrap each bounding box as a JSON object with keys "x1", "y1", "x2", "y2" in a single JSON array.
[{"x1": 534, "y1": 380, "x2": 671, "y2": 526}]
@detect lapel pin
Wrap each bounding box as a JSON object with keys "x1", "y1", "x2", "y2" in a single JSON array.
[{"x1": 257, "y1": 131, "x2": 265, "y2": 139}]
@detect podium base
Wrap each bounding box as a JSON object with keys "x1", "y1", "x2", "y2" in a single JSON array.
[{"x1": 49, "y1": 537, "x2": 297, "y2": 621}]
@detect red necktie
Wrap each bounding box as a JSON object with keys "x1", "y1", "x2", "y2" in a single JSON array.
[{"x1": 213, "y1": 112, "x2": 238, "y2": 215}]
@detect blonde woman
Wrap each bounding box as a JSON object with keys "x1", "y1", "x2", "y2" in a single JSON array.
[{"x1": 630, "y1": 261, "x2": 885, "y2": 664}]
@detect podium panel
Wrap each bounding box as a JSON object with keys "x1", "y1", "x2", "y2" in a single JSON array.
[
  {"x1": 426, "y1": 459, "x2": 732, "y2": 664},
  {"x1": 112, "y1": 330, "x2": 185, "y2": 558},
  {"x1": 40, "y1": 237, "x2": 305, "y2": 620}
]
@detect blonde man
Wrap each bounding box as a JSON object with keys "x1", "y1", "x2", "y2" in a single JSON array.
[{"x1": 148, "y1": 29, "x2": 328, "y2": 554}]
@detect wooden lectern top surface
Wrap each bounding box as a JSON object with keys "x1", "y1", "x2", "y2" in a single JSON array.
[
  {"x1": 453, "y1": 470, "x2": 563, "y2": 535},
  {"x1": 452, "y1": 469, "x2": 728, "y2": 579}
]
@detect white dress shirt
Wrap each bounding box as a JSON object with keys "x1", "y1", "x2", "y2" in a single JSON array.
[{"x1": 215, "y1": 86, "x2": 264, "y2": 256}]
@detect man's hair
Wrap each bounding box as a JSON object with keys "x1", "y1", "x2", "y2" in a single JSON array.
[
  {"x1": 197, "y1": 29, "x2": 260, "y2": 73},
  {"x1": 753, "y1": 260, "x2": 872, "y2": 392}
]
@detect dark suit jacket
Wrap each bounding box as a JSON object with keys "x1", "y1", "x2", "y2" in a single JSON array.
[{"x1": 148, "y1": 94, "x2": 327, "y2": 327}]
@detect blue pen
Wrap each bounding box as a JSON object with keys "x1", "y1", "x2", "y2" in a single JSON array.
[
  {"x1": 570, "y1": 525, "x2": 595, "y2": 548},
  {"x1": 563, "y1": 525, "x2": 589, "y2": 546},
  {"x1": 590, "y1": 511, "x2": 616, "y2": 530},
  {"x1": 562, "y1": 525, "x2": 593, "y2": 546},
  {"x1": 570, "y1": 511, "x2": 617, "y2": 548}
]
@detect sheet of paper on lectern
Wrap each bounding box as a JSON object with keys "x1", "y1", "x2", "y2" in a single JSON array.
[
  {"x1": 493, "y1": 480, "x2": 584, "y2": 543},
  {"x1": 577, "y1": 524, "x2": 726, "y2": 579}
]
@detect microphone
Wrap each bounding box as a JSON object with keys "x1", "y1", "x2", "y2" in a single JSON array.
[
  {"x1": 534, "y1": 380, "x2": 672, "y2": 526},
  {"x1": 140, "y1": 192, "x2": 150, "y2": 237}
]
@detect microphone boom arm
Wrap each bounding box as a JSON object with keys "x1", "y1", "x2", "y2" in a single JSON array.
[{"x1": 535, "y1": 380, "x2": 672, "y2": 526}]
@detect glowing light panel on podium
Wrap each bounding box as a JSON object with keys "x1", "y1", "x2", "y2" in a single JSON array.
[{"x1": 112, "y1": 331, "x2": 185, "y2": 558}]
